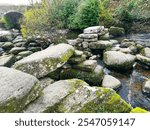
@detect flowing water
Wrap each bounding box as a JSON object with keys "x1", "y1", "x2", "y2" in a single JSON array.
[{"x1": 108, "y1": 33, "x2": 150, "y2": 110}]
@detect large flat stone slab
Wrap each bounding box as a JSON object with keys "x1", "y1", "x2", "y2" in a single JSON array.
[
  {"x1": 13, "y1": 43, "x2": 74, "y2": 78},
  {"x1": 24, "y1": 79, "x2": 88, "y2": 113}
]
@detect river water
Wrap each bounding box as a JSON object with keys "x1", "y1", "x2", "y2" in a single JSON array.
[
  {"x1": 67, "y1": 32, "x2": 150, "y2": 110},
  {"x1": 111, "y1": 33, "x2": 150, "y2": 110}
]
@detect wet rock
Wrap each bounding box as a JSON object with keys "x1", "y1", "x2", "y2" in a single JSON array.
[
  {"x1": 0, "y1": 67, "x2": 41, "y2": 112},
  {"x1": 102, "y1": 75, "x2": 121, "y2": 90},
  {"x1": 0, "y1": 55, "x2": 15, "y2": 67},
  {"x1": 142, "y1": 80, "x2": 150, "y2": 95},
  {"x1": 89, "y1": 40, "x2": 113, "y2": 49},
  {"x1": 9, "y1": 47, "x2": 26, "y2": 55},
  {"x1": 72, "y1": 60, "x2": 97, "y2": 72},
  {"x1": 2, "y1": 42, "x2": 14, "y2": 50},
  {"x1": 17, "y1": 51, "x2": 33, "y2": 57},
  {"x1": 60, "y1": 65, "x2": 104, "y2": 85},
  {"x1": 13, "y1": 44, "x2": 74, "y2": 78},
  {"x1": 103, "y1": 51, "x2": 136, "y2": 70},
  {"x1": 109, "y1": 26, "x2": 125, "y2": 36},
  {"x1": 84, "y1": 26, "x2": 104, "y2": 34},
  {"x1": 24, "y1": 79, "x2": 88, "y2": 113},
  {"x1": 136, "y1": 54, "x2": 150, "y2": 66}
]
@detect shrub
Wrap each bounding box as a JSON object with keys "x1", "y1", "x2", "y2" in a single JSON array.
[
  {"x1": 99, "y1": 0, "x2": 114, "y2": 27},
  {"x1": 54, "y1": 0, "x2": 80, "y2": 28},
  {"x1": 115, "y1": 0, "x2": 150, "y2": 28},
  {"x1": 69, "y1": 0, "x2": 100, "y2": 29}
]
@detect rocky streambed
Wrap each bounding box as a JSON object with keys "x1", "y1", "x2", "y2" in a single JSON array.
[{"x1": 0, "y1": 26, "x2": 149, "y2": 113}]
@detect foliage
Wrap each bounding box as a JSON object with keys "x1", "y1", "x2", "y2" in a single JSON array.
[
  {"x1": 21, "y1": 0, "x2": 51, "y2": 37},
  {"x1": 99, "y1": 0, "x2": 114, "y2": 27},
  {"x1": 69, "y1": 0, "x2": 100, "y2": 29},
  {"x1": 1, "y1": 16, "x2": 13, "y2": 29},
  {"x1": 115, "y1": 0, "x2": 150, "y2": 28},
  {"x1": 52, "y1": 0, "x2": 80, "y2": 28}
]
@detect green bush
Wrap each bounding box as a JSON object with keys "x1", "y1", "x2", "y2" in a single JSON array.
[
  {"x1": 115, "y1": 0, "x2": 150, "y2": 28},
  {"x1": 99, "y1": 0, "x2": 114, "y2": 27},
  {"x1": 53, "y1": 0, "x2": 80, "y2": 28},
  {"x1": 21, "y1": 0, "x2": 51, "y2": 37},
  {"x1": 69, "y1": 0, "x2": 100, "y2": 29},
  {"x1": 21, "y1": 0, "x2": 114, "y2": 37}
]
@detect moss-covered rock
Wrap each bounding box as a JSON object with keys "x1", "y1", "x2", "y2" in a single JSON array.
[
  {"x1": 13, "y1": 44, "x2": 75, "y2": 78},
  {"x1": 57, "y1": 86, "x2": 132, "y2": 113},
  {"x1": 24, "y1": 79, "x2": 89, "y2": 113},
  {"x1": 130, "y1": 107, "x2": 148, "y2": 113},
  {"x1": 60, "y1": 65, "x2": 104, "y2": 86},
  {"x1": 109, "y1": 26, "x2": 125, "y2": 37},
  {"x1": 24, "y1": 79, "x2": 132, "y2": 113},
  {"x1": 0, "y1": 67, "x2": 42, "y2": 113}
]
